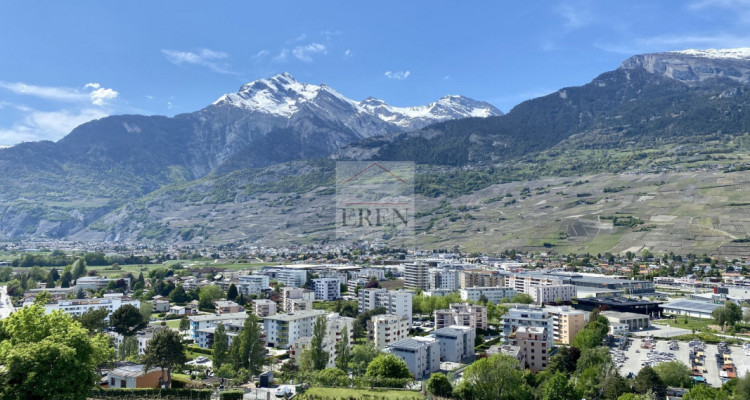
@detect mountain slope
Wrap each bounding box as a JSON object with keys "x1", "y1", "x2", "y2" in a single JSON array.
[{"x1": 0, "y1": 73, "x2": 500, "y2": 239}]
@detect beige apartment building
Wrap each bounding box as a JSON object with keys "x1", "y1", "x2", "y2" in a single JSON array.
[{"x1": 546, "y1": 306, "x2": 586, "y2": 345}]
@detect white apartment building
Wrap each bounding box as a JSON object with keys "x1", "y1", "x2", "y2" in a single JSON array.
[
  {"x1": 527, "y1": 284, "x2": 577, "y2": 305},
  {"x1": 356, "y1": 267, "x2": 385, "y2": 281},
  {"x1": 385, "y1": 337, "x2": 440, "y2": 379},
  {"x1": 428, "y1": 268, "x2": 461, "y2": 291},
  {"x1": 404, "y1": 262, "x2": 430, "y2": 290},
  {"x1": 460, "y1": 286, "x2": 517, "y2": 304},
  {"x1": 510, "y1": 326, "x2": 550, "y2": 371},
  {"x1": 369, "y1": 314, "x2": 410, "y2": 349},
  {"x1": 41, "y1": 293, "x2": 140, "y2": 321},
  {"x1": 196, "y1": 318, "x2": 244, "y2": 349},
  {"x1": 188, "y1": 312, "x2": 248, "y2": 344},
  {"x1": 260, "y1": 268, "x2": 308, "y2": 288},
  {"x1": 290, "y1": 312, "x2": 354, "y2": 368},
  {"x1": 263, "y1": 309, "x2": 327, "y2": 348},
  {"x1": 237, "y1": 274, "x2": 270, "y2": 296},
  {"x1": 505, "y1": 273, "x2": 565, "y2": 293},
  {"x1": 358, "y1": 288, "x2": 413, "y2": 325},
  {"x1": 431, "y1": 326, "x2": 475, "y2": 363},
  {"x1": 253, "y1": 299, "x2": 277, "y2": 317},
  {"x1": 501, "y1": 306, "x2": 554, "y2": 348},
  {"x1": 435, "y1": 303, "x2": 487, "y2": 331},
  {"x1": 281, "y1": 287, "x2": 314, "y2": 312},
  {"x1": 312, "y1": 278, "x2": 341, "y2": 301}
]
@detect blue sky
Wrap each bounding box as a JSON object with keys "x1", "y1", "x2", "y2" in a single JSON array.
[{"x1": 0, "y1": 0, "x2": 748, "y2": 146}]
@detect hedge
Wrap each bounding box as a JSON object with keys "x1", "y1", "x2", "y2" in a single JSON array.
[
  {"x1": 219, "y1": 391, "x2": 244, "y2": 400},
  {"x1": 187, "y1": 345, "x2": 213, "y2": 355},
  {"x1": 90, "y1": 388, "x2": 212, "y2": 399}
]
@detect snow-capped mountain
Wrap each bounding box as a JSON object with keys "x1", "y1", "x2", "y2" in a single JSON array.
[
  {"x1": 212, "y1": 72, "x2": 503, "y2": 131},
  {"x1": 621, "y1": 47, "x2": 750, "y2": 84}
]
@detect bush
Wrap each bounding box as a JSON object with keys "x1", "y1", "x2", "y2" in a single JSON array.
[
  {"x1": 187, "y1": 345, "x2": 213, "y2": 355},
  {"x1": 91, "y1": 388, "x2": 212, "y2": 399},
  {"x1": 219, "y1": 390, "x2": 244, "y2": 400}
]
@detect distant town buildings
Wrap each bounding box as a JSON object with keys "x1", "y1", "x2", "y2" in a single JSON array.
[
  {"x1": 39, "y1": 293, "x2": 140, "y2": 320},
  {"x1": 358, "y1": 288, "x2": 413, "y2": 325}
]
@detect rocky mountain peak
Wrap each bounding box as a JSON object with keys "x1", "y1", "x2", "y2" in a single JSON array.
[{"x1": 620, "y1": 48, "x2": 750, "y2": 84}]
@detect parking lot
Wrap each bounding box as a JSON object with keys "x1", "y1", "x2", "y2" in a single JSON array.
[{"x1": 617, "y1": 337, "x2": 748, "y2": 387}]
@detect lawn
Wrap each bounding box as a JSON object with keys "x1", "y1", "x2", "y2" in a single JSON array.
[
  {"x1": 654, "y1": 315, "x2": 715, "y2": 332},
  {"x1": 297, "y1": 387, "x2": 423, "y2": 400}
]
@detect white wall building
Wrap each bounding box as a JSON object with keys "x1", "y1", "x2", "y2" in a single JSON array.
[
  {"x1": 237, "y1": 274, "x2": 270, "y2": 296},
  {"x1": 263, "y1": 309, "x2": 326, "y2": 348},
  {"x1": 431, "y1": 325, "x2": 475, "y2": 363},
  {"x1": 356, "y1": 268, "x2": 385, "y2": 281},
  {"x1": 460, "y1": 286, "x2": 517, "y2": 304},
  {"x1": 41, "y1": 293, "x2": 140, "y2": 321},
  {"x1": 281, "y1": 287, "x2": 315, "y2": 312},
  {"x1": 385, "y1": 337, "x2": 440, "y2": 379},
  {"x1": 501, "y1": 306, "x2": 554, "y2": 348},
  {"x1": 527, "y1": 284, "x2": 577, "y2": 305},
  {"x1": 260, "y1": 268, "x2": 308, "y2": 288},
  {"x1": 369, "y1": 314, "x2": 410, "y2": 349},
  {"x1": 435, "y1": 303, "x2": 488, "y2": 330},
  {"x1": 428, "y1": 268, "x2": 461, "y2": 291},
  {"x1": 312, "y1": 278, "x2": 341, "y2": 301},
  {"x1": 253, "y1": 299, "x2": 277, "y2": 317},
  {"x1": 188, "y1": 312, "x2": 248, "y2": 344},
  {"x1": 358, "y1": 288, "x2": 413, "y2": 325}
]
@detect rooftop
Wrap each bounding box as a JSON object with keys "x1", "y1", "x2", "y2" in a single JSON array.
[
  {"x1": 432, "y1": 326, "x2": 473, "y2": 337},
  {"x1": 386, "y1": 337, "x2": 437, "y2": 350},
  {"x1": 189, "y1": 312, "x2": 248, "y2": 322},
  {"x1": 110, "y1": 363, "x2": 161, "y2": 378},
  {"x1": 662, "y1": 299, "x2": 723, "y2": 313},
  {"x1": 263, "y1": 309, "x2": 326, "y2": 322}
]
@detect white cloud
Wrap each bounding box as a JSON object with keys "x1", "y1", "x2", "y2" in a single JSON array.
[
  {"x1": 0, "y1": 81, "x2": 118, "y2": 106},
  {"x1": 145, "y1": 95, "x2": 154, "y2": 100},
  {"x1": 384, "y1": 70, "x2": 411, "y2": 80},
  {"x1": 344, "y1": 49, "x2": 351, "y2": 57},
  {"x1": 254, "y1": 49, "x2": 270, "y2": 59},
  {"x1": 0, "y1": 107, "x2": 109, "y2": 145},
  {"x1": 555, "y1": 2, "x2": 594, "y2": 29},
  {"x1": 161, "y1": 48, "x2": 234, "y2": 74},
  {"x1": 291, "y1": 43, "x2": 327, "y2": 62},
  {"x1": 443, "y1": 75, "x2": 451, "y2": 80}
]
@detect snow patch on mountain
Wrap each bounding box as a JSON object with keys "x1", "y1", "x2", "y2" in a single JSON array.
[{"x1": 670, "y1": 48, "x2": 750, "y2": 60}]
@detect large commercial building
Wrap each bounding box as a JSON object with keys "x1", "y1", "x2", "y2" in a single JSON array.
[
  {"x1": 510, "y1": 326, "x2": 549, "y2": 372},
  {"x1": 312, "y1": 278, "x2": 341, "y2": 301},
  {"x1": 601, "y1": 311, "x2": 650, "y2": 331},
  {"x1": 41, "y1": 293, "x2": 140, "y2": 321},
  {"x1": 263, "y1": 309, "x2": 327, "y2": 348},
  {"x1": 504, "y1": 271, "x2": 654, "y2": 295},
  {"x1": 368, "y1": 314, "x2": 410, "y2": 349},
  {"x1": 574, "y1": 297, "x2": 661, "y2": 316},
  {"x1": 501, "y1": 306, "x2": 554, "y2": 348},
  {"x1": 460, "y1": 286, "x2": 517, "y2": 304},
  {"x1": 661, "y1": 299, "x2": 723, "y2": 319},
  {"x1": 358, "y1": 288, "x2": 413, "y2": 325},
  {"x1": 385, "y1": 337, "x2": 440, "y2": 379},
  {"x1": 435, "y1": 303, "x2": 488, "y2": 330},
  {"x1": 237, "y1": 274, "x2": 270, "y2": 296},
  {"x1": 432, "y1": 326, "x2": 475, "y2": 363},
  {"x1": 545, "y1": 306, "x2": 587, "y2": 345}
]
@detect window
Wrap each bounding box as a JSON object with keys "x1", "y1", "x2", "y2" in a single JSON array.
[{"x1": 110, "y1": 378, "x2": 115, "y2": 385}]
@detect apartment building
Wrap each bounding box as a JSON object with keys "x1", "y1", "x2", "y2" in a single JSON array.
[
  {"x1": 527, "y1": 284, "x2": 577, "y2": 305},
  {"x1": 188, "y1": 312, "x2": 248, "y2": 345},
  {"x1": 281, "y1": 287, "x2": 314, "y2": 312},
  {"x1": 460, "y1": 286, "x2": 517, "y2": 304},
  {"x1": 259, "y1": 268, "x2": 308, "y2": 288},
  {"x1": 435, "y1": 303, "x2": 488, "y2": 330},
  {"x1": 404, "y1": 262, "x2": 430, "y2": 290},
  {"x1": 432, "y1": 326, "x2": 475, "y2": 363},
  {"x1": 237, "y1": 274, "x2": 270, "y2": 296},
  {"x1": 501, "y1": 306, "x2": 554, "y2": 348},
  {"x1": 368, "y1": 314, "x2": 410, "y2": 349},
  {"x1": 505, "y1": 273, "x2": 565, "y2": 293},
  {"x1": 253, "y1": 299, "x2": 277, "y2": 317},
  {"x1": 428, "y1": 268, "x2": 462, "y2": 291},
  {"x1": 312, "y1": 278, "x2": 341, "y2": 301},
  {"x1": 460, "y1": 269, "x2": 503, "y2": 289},
  {"x1": 263, "y1": 309, "x2": 327, "y2": 348},
  {"x1": 214, "y1": 300, "x2": 242, "y2": 314},
  {"x1": 290, "y1": 313, "x2": 354, "y2": 368},
  {"x1": 355, "y1": 267, "x2": 385, "y2": 281},
  {"x1": 545, "y1": 306, "x2": 586, "y2": 345},
  {"x1": 385, "y1": 337, "x2": 440, "y2": 379},
  {"x1": 358, "y1": 288, "x2": 413, "y2": 325},
  {"x1": 41, "y1": 293, "x2": 140, "y2": 320},
  {"x1": 510, "y1": 326, "x2": 549, "y2": 371}
]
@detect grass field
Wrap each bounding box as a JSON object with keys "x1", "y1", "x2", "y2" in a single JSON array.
[
  {"x1": 654, "y1": 316, "x2": 715, "y2": 332},
  {"x1": 297, "y1": 387, "x2": 423, "y2": 400}
]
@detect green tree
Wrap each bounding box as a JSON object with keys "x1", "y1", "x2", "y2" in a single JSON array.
[
  {"x1": 60, "y1": 270, "x2": 72, "y2": 288},
  {"x1": 455, "y1": 354, "x2": 533, "y2": 400},
  {"x1": 633, "y1": 366, "x2": 666, "y2": 399},
  {"x1": 198, "y1": 284, "x2": 224, "y2": 309},
  {"x1": 426, "y1": 372, "x2": 453, "y2": 397},
  {"x1": 310, "y1": 316, "x2": 329, "y2": 371},
  {"x1": 653, "y1": 360, "x2": 693, "y2": 388},
  {"x1": 169, "y1": 285, "x2": 188, "y2": 303},
  {"x1": 45, "y1": 273, "x2": 55, "y2": 288},
  {"x1": 237, "y1": 314, "x2": 265, "y2": 376},
  {"x1": 601, "y1": 370, "x2": 631, "y2": 400},
  {"x1": 547, "y1": 346, "x2": 579, "y2": 374},
  {"x1": 179, "y1": 317, "x2": 190, "y2": 333},
  {"x1": 110, "y1": 304, "x2": 147, "y2": 336},
  {"x1": 0, "y1": 304, "x2": 113, "y2": 399},
  {"x1": 572, "y1": 313, "x2": 610, "y2": 350},
  {"x1": 227, "y1": 283, "x2": 238, "y2": 302},
  {"x1": 119, "y1": 335, "x2": 139, "y2": 361},
  {"x1": 142, "y1": 328, "x2": 186, "y2": 388},
  {"x1": 617, "y1": 394, "x2": 656, "y2": 400},
  {"x1": 72, "y1": 257, "x2": 87, "y2": 279},
  {"x1": 140, "y1": 302, "x2": 153, "y2": 322},
  {"x1": 73, "y1": 307, "x2": 110, "y2": 334},
  {"x1": 213, "y1": 323, "x2": 229, "y2": 369},
  {"x1": 316, "y1": 367, "x2": 349, "y2": 387},
  {"x1": 683, "y1": 384, "x2": 729, "y2": 400},
  {"x1": 351, "y1": 342, "x2": 380, "y2": 376},
  {"x1": 365, "y1": 354, "x2": 412, "y2": 379},
  {"x1": 76, "y1": 287, "x2": 86, "y2": 299},
  {"x1": 335, "y1": 326, "x2": 351, "y2": 371},
  {"x1": 511, "y1": 293, "x2": 534, "y2": 304},
  {"x1": 540, "y1": 371, "x2": 579, "y2": 400}
]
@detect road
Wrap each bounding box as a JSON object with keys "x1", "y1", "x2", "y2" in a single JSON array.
[{"x1": 0, "y1": 285, "x2": 15, "y2": 319}]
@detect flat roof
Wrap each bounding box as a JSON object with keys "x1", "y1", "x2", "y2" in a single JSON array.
[
  {"x1": 601, "y1": 311, "x2": 650, "y2": 319},
  {"x1": 263, "y1": 309, "x2": 326, "y2": 322},
  {"x1": 576, "y1": 297, "x2": 661, "y2": 306},
  {"x1": 432, "y1": 326, "x2": 472, "y2": 337},
  {"x1": 662, "y1": 300, "x2": 722, "y2": 313},
  {"x1": 387, "y1": 337, "x2": 436, "y2": 350},
  {"x1": 189, "y1": 312, "x2": 248, "y2": 322}
]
